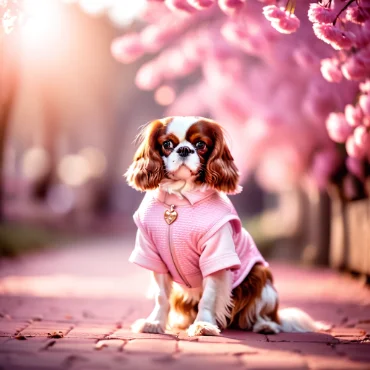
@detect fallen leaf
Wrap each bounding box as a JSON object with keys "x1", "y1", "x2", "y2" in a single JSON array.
[
  {"x1": 14, "y1": 334, "x2": 27, "y2": 340},
  {"x1": 47, "y1": 331, "x2": 64, "y2": 339}
]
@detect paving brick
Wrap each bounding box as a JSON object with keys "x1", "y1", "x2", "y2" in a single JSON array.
[
  {"x1": 0, "y1": 352, "x2": 67, "y2": 369},
  {"x1": 0, "y1": 320, "x2": 30, "y2": 337},
  {"x1": 62, "y1": 352, "x2": 128, "y2": 370},
  {"x1": 66, "y1": 323, "x2": 116, "y2": 339},
  {"x1": 306, "y1": 355, "x2": 370, "y2": 370},
  {"x1": 110, "y1": 328, "x2": 176, "y2": 340},
  {"x1": 0, "y1": 336, "x2": 9, "y2": 344},
  {"x1": 47, "y1": 338, "x2": 97, "y2": 352},
  {"x1": 0, "y1": 337, "x2": 52, "y2": 353},
  {"x1": 264, "y1": 342, "x2": 337, "y2": 356},
  {"x1": 266, "y1": 332, "x2": 338, "y2": 343},
  {"x1": 335, "y1": 343, "x2": 370, "y2": 362},
  {"x1": 114, "y1": 356, "x2": 177, "y2": 370},
  {"x1": 176, "y1": 330, "x2": 267, "y2": 343},
  {"x1": 240, "y1": 350, "x2": 308, "y2": 369},
  {"x1": 0, "y1": 353, "x2": 11, "y2": 366},
  {"x1": 173, "y1": 354, "x2": 244, "y2": 370},
  {"x1": 2, "y1": 247, "x2": 370, "y2": 369},
  {"x1": 19, "y1": 321, "x2": 73, "y2": 338},
  {"x1": 123, "y1": 339, "x2": 177, "y2": 355},
  {"x1": 355, "y1": 323, "x2": 370, "y2": 336},
  {"x1": 221, "y1": 330, "x2": 268, "y2": 342},
  {"x1": 178, "y1": 340, "x2": 258, "y2": 355},
  {"x1": 331, "y1": 327, "x2": 367, "y2": 342},
  {"x1": 193, "y1": 332, "x2": 267, "y2": 345}
]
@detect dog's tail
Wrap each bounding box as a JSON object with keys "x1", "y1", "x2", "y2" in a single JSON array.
[{"x1": 278, "y1": 308, "x2": 330, "y2": 333}]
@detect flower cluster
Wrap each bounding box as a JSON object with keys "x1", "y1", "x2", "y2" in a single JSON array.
[
  {"x1": 263, "y1": 5, "x2": 300, "y2": 34},
  {"x1": 111, "y1": 0, "x2": 369, "y2": 198}
]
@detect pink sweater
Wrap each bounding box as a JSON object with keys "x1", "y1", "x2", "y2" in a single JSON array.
[{"x1": 129, "y1": 189, "x2": 267, "y2": 289}]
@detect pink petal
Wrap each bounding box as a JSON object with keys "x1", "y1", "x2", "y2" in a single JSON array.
[
  {"x1": 345, "y1": 135, "x2": 366, "y2": 159},
  {"x1": 188, "y1": 0, "x2": 215, "y2": 9},
  {"x1": 326, "y1": 112, "x2": 353, "y2": 143},
  {"x1": 270, "y1": 14, "x2": 300, "y2": 34},
  {"x1": 308, "y1": 4, "x2": 336, "y2": 24},
  {"x1": 359, "y1": 94, "x2": 370, "y2": 116},
  {"x1": 320, "y1": 58, "x2": 343, "y2": 83},
  {"x1": 262, "y1": 5, "x2": 285, "y2": 21},
  {"x1": 111, "y1": 34, "x2": 145, "y2": 64},
  {"x1": 345, "y1": 104, "x2": 364, "y2": 127}
]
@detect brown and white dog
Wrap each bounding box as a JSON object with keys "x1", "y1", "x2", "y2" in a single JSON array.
[{"x1": 125, "y1": 116, "x2": 325, "y2": 336}]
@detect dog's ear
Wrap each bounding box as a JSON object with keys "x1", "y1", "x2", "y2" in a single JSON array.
[
  {"x1": 204, "y1": 122, "x2": 240, "y2": 193},
  {"x1": 125, "y1": 120, "x2": 165, "y2": 191}
]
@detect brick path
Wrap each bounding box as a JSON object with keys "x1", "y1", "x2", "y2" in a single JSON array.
[{"x1": 0, "y1": 236, "x2": 370, "y2": 370}]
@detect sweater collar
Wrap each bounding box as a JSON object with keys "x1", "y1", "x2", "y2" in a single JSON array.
[{"x1": 154, "y1": 178, "x2": 216, "y2": 206}]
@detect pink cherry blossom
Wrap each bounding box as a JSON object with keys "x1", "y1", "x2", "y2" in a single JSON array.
[
  {"x1": 364, "y1": 116, "x2": 370, "y2": 127},
  {"x1": 345, "y1": 104, "x2": 364, "y2": 127},
  {"x1": 346, "y1": 6, "x2": 369, "y2": 24},
  {"x1": 308, "y1": 3, "x2": 335, "y2": 24},
  {"x1": 326, "y1": 112, "x2": 353, "y2": 143},
  {"x1": 346, "y1": 135, "x2": 366, "y2": 159},
  {"x1": 135, "y1": 62, "x2": 162, "y2": 90},
  {"x1": 262, "y1": 5, "x2": 285, "y2": 21},
  {"x1": 341, "y1": 56, "x2": 370, "y2": 81},
  {"x1": 320, "y1": 58, "x2": 343, "y2": 83},
  {"x1": 353, "y1": 125, "x2": 370, "y2": 147},
  {"x1": 165, "y1": 0, "x2": 197, "y2": 13},
  {"x1": 270, "y1": 14, "x2": 300, "y2": 34},
  {"x1": 313, "y1": 24, "x2": 354, "y2": 50},
  {"x1": 110, "y1": 0, "x2": 368, "y2": 192},
  {"x1": 359, "y1": 94, "x2": 370, "y2": 116},
  {"x1": 140, "y1": 22, "x2": 183, "y2": 52},
  {"x1": 360, "y1": 79, "x2": 370, "y2": 93},
  {"x1": 188, "y1": 0, "x2": 215, "y2": 9},
  {"x1": 218, "y1": 0, "x2": 246, "y2": 15},
  {"x1": 262, "y1": 5, "x2": 300, "y2": 34},
  {"x1": 111, "y1": 34, "x2": 145, "y2": 64}
]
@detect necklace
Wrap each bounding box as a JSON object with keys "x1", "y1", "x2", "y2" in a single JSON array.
[{"x1": 164, "y1": 204, "x2": 178, "y2": 225}]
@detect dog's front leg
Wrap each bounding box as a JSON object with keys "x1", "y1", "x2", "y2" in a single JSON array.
[
  {"x1": 131, "y1": 272, "x2": 172, "y2": 334},
  {"x1": 187, "y1": 269, "x2": 231, "y2": 337}
]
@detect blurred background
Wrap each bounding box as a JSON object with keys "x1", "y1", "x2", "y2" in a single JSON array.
[{"x1": 0, "y1": 0, "x2": 369, "y2": 277}]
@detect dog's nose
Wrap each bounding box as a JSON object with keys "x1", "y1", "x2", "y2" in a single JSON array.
[{"x1": 177, "y1": 146, "x2": 194, "y2": 157}]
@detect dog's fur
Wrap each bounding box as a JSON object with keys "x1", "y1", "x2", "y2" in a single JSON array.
[{"x1": 126, "y1": 116, "x2": 327, "y2": 336}]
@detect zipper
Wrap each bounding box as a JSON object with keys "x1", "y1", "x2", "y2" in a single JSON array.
[{"x1": 167, "y1": 204, "x2": 192, "y2": 288}]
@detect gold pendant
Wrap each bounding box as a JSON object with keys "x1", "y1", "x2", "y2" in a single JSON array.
[{"x1": 164, "y1": 205, "x2": 177, "y2": 225}]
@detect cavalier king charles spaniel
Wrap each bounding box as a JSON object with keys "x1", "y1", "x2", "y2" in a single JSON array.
[{"x1": 125, "y1": 116, "x2": 326, "y2": 336}]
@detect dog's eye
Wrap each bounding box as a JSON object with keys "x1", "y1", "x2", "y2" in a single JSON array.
[
  {"x1": 195, "y1": 141, "x2": 206, "y2": 150},
  {"x1": 163, "y1": 140, "x2": 174, "y2": 150}
]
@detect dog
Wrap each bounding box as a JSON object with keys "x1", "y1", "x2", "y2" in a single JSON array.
[{"x1": 125, "y1": 116, "x2": 325, "y2": 336}]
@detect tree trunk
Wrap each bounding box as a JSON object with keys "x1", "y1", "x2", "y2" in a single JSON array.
[{"x1": 0, "y1": 32, "x2": 19, "y2": 221}]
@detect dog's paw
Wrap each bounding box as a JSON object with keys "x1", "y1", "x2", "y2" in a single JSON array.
[
  {"x1": 131, "y1": 318, "x2": 165, "y2": 334},
  {"x1": 187, "y1": 321, "x2": 221, "y2": 337},
  {"x1": 253, "y1": 320, "x2": 280, "y2": 334}
]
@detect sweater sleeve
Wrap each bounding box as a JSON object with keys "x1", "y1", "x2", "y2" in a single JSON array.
[
  {"x1": 199, "y1": 222, "x2": 241, "y2": 277},
  {"x1": 129, "y1": 229, "x2": 168, "y2": 274}
]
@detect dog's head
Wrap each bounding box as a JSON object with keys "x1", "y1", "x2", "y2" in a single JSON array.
[{"x1": 125, "y1": 116, "x2": 240, "y2": 193}]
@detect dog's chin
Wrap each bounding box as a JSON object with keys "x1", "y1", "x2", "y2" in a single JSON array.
[{"x1": 170, "y1": 165, "x2": 195, "y2": 180}]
